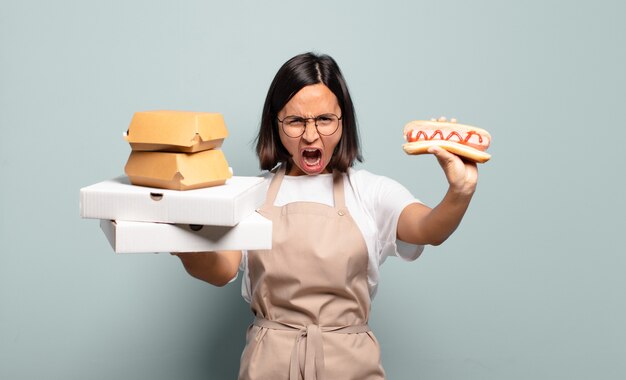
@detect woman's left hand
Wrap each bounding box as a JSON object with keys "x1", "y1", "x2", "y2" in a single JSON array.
[
  {"x1": 428, "y1": 145, "x2": 478, "y2": 196},
  {"x1": 426, "y1": 117, "x2": 478, "y2": 196}
]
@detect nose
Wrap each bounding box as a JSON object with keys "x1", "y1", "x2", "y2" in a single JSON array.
[{"x1": 301, "y1": 119, "x2": 320, "y2": 142}]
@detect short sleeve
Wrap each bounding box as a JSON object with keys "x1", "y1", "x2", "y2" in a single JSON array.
[{"x1": 353, "y1": 171, "x2": 424, "y2": 264}]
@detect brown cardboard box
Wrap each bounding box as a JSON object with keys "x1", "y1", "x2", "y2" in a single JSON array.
[
  {"x1": 124, "y1": 149, "x2": 232, "y2": 190},
  {"x1": 124, "y1": 110, "x2": 228, "y2": 152}
]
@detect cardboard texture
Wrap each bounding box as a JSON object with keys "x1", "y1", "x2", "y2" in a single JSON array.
[
  {"x1": 80, "y1": 175, "x2": 266, "y2": 226},
  {"x1": 124, "y1": 149, "x2": 232, "y2": 190},
  {"x1": 124, "y1": 110, "x2": 228, "y2": 152},
  {"x1": 99, "y1": 212, "x2": 272, "y2": 253}
]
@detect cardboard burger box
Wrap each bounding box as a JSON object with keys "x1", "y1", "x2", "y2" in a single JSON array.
[
  {"x1": 123, "y1": 110, "x2": 232, "y2": 191},
  {"x1": 99, "y1": 212, "x2": 272, "y2": 253},
  {"x1": 80, "y1": 175, "x2": 266, "y2": 226},
  {"x1": 124, "y1": 149, "x2": 232, "y2": 191},
  {"x1": 124, "y1": 110, "x2": 228, "y2": 153}
]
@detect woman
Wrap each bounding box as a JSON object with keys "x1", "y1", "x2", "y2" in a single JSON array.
[{"x1": 175, "y1": 52, "x2": 478, "y2": 379}]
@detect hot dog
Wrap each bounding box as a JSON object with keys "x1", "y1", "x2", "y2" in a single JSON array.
[{"x1": 402, "y1": 119, "x2": 492, "y2": 163}]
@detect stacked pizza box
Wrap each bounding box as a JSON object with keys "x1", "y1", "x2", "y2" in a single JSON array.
[{"x1": 79, "y1": 110, "x2": 271, "y2": 253}]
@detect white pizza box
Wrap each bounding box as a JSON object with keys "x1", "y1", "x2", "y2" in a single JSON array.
[
  {"x1": 80, "y1": 175, "x2": 266, "y2": 226},
  {"x1": 99, "y1": 212, "x2": 272, "y2": 253}
]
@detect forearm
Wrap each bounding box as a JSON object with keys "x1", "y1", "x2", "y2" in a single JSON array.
[
  {"x1": 398, "y1": 143, "x2": 479, "y2": 246},
  {"x1": 398, "y1": 185, "x2": 474, "y2": 246},
  {"x1": 420, "y1": 188, "x2": 474, "y2": 245},
  {"x1": 173, "y1": 250, "x2": 241, "y2": 287}
]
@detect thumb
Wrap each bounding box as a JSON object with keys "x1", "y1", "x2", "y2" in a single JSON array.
[{"x1": 427, "y1": 146, "x2": 456, "y2": 166}]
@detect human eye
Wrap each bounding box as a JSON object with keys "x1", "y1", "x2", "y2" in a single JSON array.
[
  {"x1": 285, "y1": 116, "x2": 305, "y2": 127},
  {"x1": 316, "y1": 114, "x2": 334, "y2": 126}
]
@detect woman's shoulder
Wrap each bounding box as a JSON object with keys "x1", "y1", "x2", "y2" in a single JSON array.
[
  {"x1": 346, "y1": 167, "x2": 416, "y2": 208},
  {"x1": 346, "y1": 167, "x2": 400, "y2": 189},
  {"x1": 346, "y1": 167, "x2": 376, "y2": 181}
]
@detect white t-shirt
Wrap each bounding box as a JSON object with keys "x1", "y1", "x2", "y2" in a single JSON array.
[{"x1": 239, "y1": 168, "x2": 424, "y2": 301}]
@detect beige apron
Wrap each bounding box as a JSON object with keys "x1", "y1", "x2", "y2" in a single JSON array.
[{"x1": 239, "y1": 167, "x2": 385, "y2": 380}]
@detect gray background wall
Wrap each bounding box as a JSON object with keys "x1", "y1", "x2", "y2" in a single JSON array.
[{"x1": 1, "y1": 0, "x2": 624, "y2": 379}]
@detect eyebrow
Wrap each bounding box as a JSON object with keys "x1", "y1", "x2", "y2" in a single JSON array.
[{"x1": 284, "y1": 113, "x2": 334, "y2": 118}]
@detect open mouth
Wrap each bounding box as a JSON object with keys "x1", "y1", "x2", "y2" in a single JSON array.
[
  {"x1": 300, "y1": 148, "x2": 323, "y2": 172},
  {"x1": 302, "y1": 148, "x2": 322, "y2": 165}
]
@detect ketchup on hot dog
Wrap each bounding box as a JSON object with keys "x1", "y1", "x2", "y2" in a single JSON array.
[{"x1": 402, "y1": 120, "x2": 492, "y2": 163}]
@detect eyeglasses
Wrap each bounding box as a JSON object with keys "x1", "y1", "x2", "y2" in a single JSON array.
[{"x1": 277, "y1": 113, "x2": 342, "y2": 138}]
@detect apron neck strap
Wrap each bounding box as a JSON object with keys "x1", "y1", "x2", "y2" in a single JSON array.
[
  {"x1": 263, "y1": 165, "x2": 286, "y2": 207},
  {"x1": 332, "y1": 170, "x2": 346, "y2": 209}
]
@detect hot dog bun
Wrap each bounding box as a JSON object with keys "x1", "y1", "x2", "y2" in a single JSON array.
[{"x1": 402, "y1": 120, "x2": 492, "y2": 163}]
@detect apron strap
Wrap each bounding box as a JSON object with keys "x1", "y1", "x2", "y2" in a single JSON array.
[
  {"x1": 263, "y1": 165, "x2": 286, "y2": 208},
  {"x1": 254, "y1": 317, "x2": 370, "y2": 380},
  {"x1": 332, "y1": 170, "x2": 346, "y2": 210}
]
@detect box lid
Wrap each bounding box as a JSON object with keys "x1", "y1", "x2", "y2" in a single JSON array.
[
  {"x1": 80, "y1": 175, "x2": 266, "y2": 226},
  {"x1": 123, "y1": 110, "x2": 229, "y2": 152}
]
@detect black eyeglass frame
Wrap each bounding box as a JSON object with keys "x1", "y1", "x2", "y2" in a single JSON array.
[{"x1": 276, "y1": 113, "x2": 343, "y2": 138}]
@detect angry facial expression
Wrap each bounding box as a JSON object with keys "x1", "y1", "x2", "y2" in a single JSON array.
[{"x1": 277, "y1": 84, "x2": 343, "y2": 176}]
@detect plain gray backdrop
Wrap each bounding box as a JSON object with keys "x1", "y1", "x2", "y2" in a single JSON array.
[{"x1": 1, "y1": 0, "x2": 625, "y2": 379}]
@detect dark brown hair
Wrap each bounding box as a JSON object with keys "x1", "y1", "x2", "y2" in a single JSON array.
[{"x1": 255, "y1": 52, "x2": 363, "y2": 172}]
